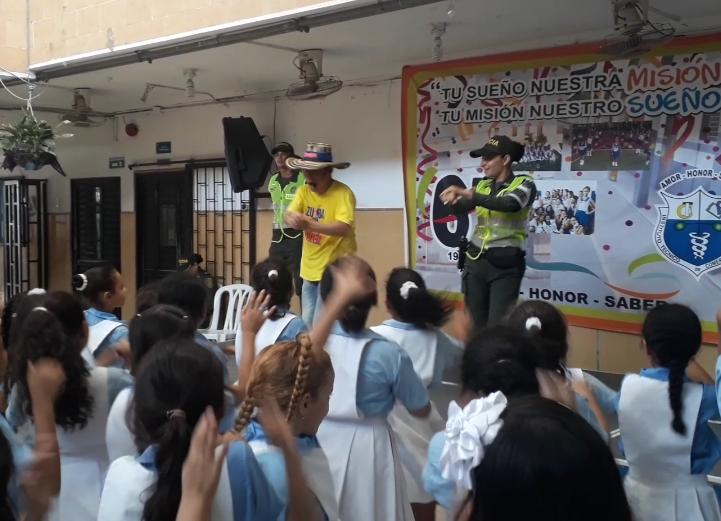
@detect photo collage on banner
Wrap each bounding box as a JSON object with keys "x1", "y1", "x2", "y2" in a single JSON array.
[{"x1": 402, "y1": 33, "x2": 721, "y2": 339}]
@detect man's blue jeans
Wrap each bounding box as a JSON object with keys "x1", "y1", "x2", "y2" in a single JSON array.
[{"x1": 301, "y1": 279, "x2": 323, "y2": 326}]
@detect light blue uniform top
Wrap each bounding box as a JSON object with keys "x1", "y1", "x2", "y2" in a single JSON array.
[
  {"x1": 277, "y1": 318, "x2": 307, "y2": 341},
  {"x1": 583, "y1": 371, "x2": 619, "y2": 416},
  {"x1": 244, "y1": 420, "x2": 328, "y2": 520},
  {"x1": 330, "y1": 323, "x2": 430, "y2": 417},
  {"x1": 423, "y1": 431, "x2": 455, "y2": 511},
  {"x1": 377, "y1": 319, "x2": 462, "y2": 389},
  {"x1": 137, "y1": 441, "x2": 283, "y2": 521},
  {"x1": 85, "y1": 308, "x2": 129, "y2": 365},
  {"x1": 272, "y1": 309, "x2": 308, "y2": 343},
  {"x1": 572, "y1": 371, "x2": 619, "y2": 441},
  {"x1": 628, "y1": 367, "x2": 721, "y2": 501}
]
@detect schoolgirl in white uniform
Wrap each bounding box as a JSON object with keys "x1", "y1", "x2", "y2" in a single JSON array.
[
  {"x1": 234, "y1": 258, "x2": 306, "y2": 364},
  {"x1": 72, "y1": 267, "x2": 129, "y2": 368},
  {"x1": 1, "y1": 299, "x2": 66, "y2": 521},
  {"x1": 98, "y1": 338, "x2": 315, "y2": 521},
  {"x1": 9, "y1": 291, "x2": 132, "y2": 521},
  {"x1": 105, "y1": 304, "x2": 196, "y2": 462},
  {"x1": 618, "y1": 304, "x2": 721, "y2": 521},
  {"x1": 371, "y1": 267, "x2": 461, "y2": 521},
  {"x1": 506, "y1": 300, "x2": 616, "y2": 438},
  {"x1": 422, "y1": 325, "x2": 542, "y2": 514},
  {"x1": 316, "y1": 257, "x2": 432, "y2": 521},
  {"x1": 445, "y1": 395, "x2": 632, "y2": 521},
  {"x1": 234, "y1": 333, "x2": 337, "y2": 520},
  {"x1": 232, "y1": 257, "x2": 376, "y2": 520},
  {"x1": 157, "y1": 272, "x2": 237, "y2": 432}
]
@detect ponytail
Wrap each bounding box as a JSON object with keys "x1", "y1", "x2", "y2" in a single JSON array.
[
  {"x1": 641, "y1": 303, "x2": 701, "y2": 436},
  {"x1": 667, "y1": 359, "x2": 687, "y2": 435},
  {"x1": 142, "y1": 413, "x2": 192, "y2": 521},
  {"x1": 132, "y1": 339, "x2": 224, "y2": 521},
  {"x1": 386, "y1": 267, "x2": 451, "y2": 329}
]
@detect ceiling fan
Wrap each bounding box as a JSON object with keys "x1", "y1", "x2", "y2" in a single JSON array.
[
  {"x1": 598, "y1": 0, "x2": 678, "y2": 57},
  {"x1": 59, "y1": 88, "x2": 108, "y2": 127},
  {"x1": 286, "y1": 49, "x2": 343, "y2": 101}
]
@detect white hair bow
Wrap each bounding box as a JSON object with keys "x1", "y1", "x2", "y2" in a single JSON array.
[
  {"x1": 399, "y1": 281, "x2": 418, "y2": 300},
  {"x1": 440, "y1": 391, "x2": 507, "y2": 491}
]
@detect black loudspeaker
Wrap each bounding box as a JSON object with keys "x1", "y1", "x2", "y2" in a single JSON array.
[{"x1": 222, "y1": 117, "x2": 272, "y2": 193}]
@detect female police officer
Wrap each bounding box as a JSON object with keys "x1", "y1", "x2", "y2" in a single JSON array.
[{"x1": 441, "y1": 135, "x2": 536, "y2": 328}]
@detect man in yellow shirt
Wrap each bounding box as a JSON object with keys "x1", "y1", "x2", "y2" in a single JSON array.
[{"x1": 285, "y1": 142, "x2": 357, "y2": 325}]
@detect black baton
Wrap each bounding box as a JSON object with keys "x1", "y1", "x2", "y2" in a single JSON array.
[{"x1": 457, "y1": 236, "x2": 468, "y2": 271}]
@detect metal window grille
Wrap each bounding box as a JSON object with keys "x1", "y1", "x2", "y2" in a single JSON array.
[
  {"x1": 3, "y1": 179, "x2": 48, "y2": 299},
  {"x1": 192, "y1": 164, "x2": 255, "y2": 286}
]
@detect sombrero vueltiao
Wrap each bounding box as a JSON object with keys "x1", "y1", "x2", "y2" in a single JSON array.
[{"x1": 285, "y1": 143, "x2": 350, "y2": 170}]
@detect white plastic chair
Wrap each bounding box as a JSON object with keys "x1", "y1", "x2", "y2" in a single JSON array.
[{"x1": 201, "y1": 283, "x2": 253, "y2": 343}]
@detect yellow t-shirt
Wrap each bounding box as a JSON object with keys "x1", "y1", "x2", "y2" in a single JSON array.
[{"x1": 287, "y1": 180, "x2": 357, "y2": 281}]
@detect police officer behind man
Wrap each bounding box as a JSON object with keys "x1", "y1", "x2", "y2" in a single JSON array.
[
  {"x1": 441, "y1": 135, "x2": 536, "y2": 328},
  {"x1": 268, "y1": 141, "x2": 305, "y2": 297}
]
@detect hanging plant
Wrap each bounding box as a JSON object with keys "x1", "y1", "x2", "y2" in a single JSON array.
[{"x1": 0, "y1": 114, "x2": 66, "y2": 176}]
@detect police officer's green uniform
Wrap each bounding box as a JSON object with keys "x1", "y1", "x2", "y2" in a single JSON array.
[
  {"x1": 268, "y1": 171, "x2": 305, "y2": 296},
  {"x1": 460, "y1": 173, "x2": 535, "y2": 327}
]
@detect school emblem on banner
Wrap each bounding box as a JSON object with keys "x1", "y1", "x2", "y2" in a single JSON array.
[{"x1": 654, "y1": 187, "x2": 721, "y2": 279}]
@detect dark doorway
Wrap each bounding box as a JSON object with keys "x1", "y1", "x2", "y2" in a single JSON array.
[
  {"x1": 71, "y1": 177, "x2": 120, "y2": 276},
  {"x1": 135, "y1": 169, "x2": 192, "y2": 287}
]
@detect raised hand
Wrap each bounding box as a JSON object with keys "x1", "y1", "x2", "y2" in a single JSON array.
[
  {"x1": 241, "y1": 290, "x2": 275, "y2": 335},
  {"x1": 27, "y1": 358, "x2": 66, "y2": 404},
  {"x1": 440, "y1": 185, "x2": 470, "y2": 205},
  {"x1": 328, "y1": 256, "x2": 377, "y2": 306},
  {"x1": 177, "y1": 407, "x2": 228, "y2": 521}
]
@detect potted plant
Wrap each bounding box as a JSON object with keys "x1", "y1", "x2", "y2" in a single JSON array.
[{"x1": 0, "y1": 114, "x2": 66, "y2": 176}]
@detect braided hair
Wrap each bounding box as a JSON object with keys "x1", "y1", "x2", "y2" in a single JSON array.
[
  {"x1": 641, "y1": 303, "x2": 701, "y2": 435},
  {"x1": 234, "y1": 334, "x2": 332, "y2": 434}
]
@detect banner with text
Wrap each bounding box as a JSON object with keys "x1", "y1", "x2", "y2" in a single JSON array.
[{"x1": 402, "y1": 34, "x2": 721, "y2": 340}]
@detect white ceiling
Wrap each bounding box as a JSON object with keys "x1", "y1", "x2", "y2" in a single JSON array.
[{"x1": 3, "y1": 0, "x2": 721, "y2": 113}]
